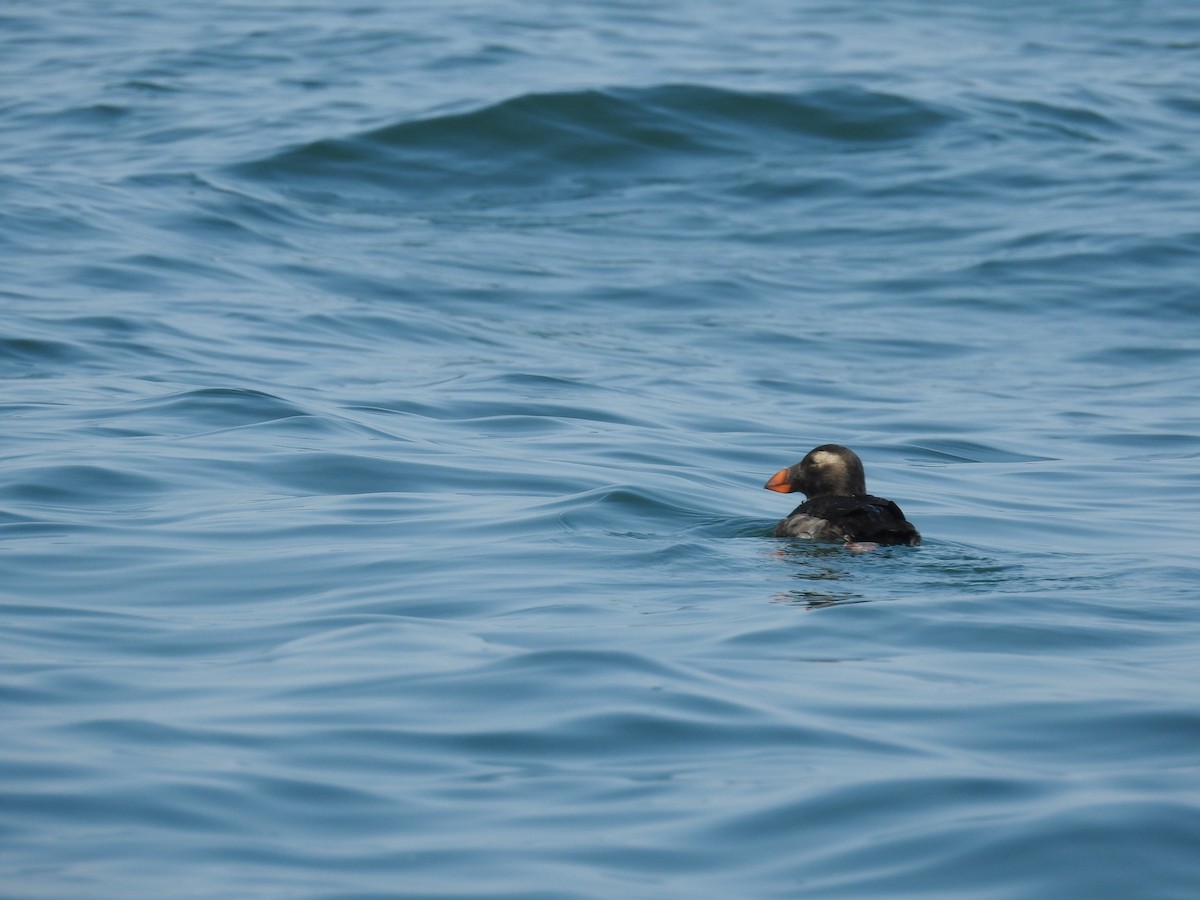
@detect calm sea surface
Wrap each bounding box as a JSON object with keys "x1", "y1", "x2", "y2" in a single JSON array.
[{"x1": 3, "y1": 1, "x2": 1200, "y2": 897}]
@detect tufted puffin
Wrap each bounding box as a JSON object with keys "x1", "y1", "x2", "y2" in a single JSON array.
[{"x1": 764, "y1": 444, "x2": 921, "y2": 546}]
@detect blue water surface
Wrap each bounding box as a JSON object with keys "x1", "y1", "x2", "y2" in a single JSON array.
[{"x1": 3, "y1": 1, "x2": 1200, "y2": 897}]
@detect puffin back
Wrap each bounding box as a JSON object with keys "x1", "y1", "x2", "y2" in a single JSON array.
[{"x1": 790, "y1": 494, "x2": 921, "y2": 546}]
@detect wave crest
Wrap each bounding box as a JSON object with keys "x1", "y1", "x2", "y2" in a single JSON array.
[{"x1": 233, "y1": 84, "x2": 953, "y2": 202}]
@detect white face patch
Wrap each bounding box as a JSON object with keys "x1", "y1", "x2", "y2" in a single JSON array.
[{"x1": 808, "y1": 450, "x2": 840, "y2": 471}]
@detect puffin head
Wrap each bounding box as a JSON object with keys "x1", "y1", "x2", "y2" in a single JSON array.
[{"x1": 764, "y1": 444, "x2": 867, "y2": 498}]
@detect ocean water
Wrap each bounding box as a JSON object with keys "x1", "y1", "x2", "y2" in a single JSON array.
[{"x1": 3, "y1": 1, "x2": 1200, "y2": 897}]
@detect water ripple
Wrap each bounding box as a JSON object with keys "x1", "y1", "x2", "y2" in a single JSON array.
[{"x1": 233, "y1": 84, "x2": 954, "y2": 208}]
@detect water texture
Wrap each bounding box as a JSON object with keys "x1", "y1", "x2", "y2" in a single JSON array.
[{"x1": 3, "y1": 1, "x2": 1200, "y2": 897}]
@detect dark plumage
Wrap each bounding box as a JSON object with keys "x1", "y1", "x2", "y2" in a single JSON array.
[{"x1": 764, "y1": 444, "x2": 920, "y2": 546}]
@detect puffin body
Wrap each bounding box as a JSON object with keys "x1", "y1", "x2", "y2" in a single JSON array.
[{"x1": 764, "y1": 444, "x2": 920, "y2": 546}]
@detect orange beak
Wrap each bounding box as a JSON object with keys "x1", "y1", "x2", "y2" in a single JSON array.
[{"x1": 764, "y1": 467, "x2": 797, "y2": 493}]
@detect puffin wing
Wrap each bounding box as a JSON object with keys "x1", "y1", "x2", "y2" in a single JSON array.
[{"x1": 789, "y1": 495, "x2": 920, "y2": 545}]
